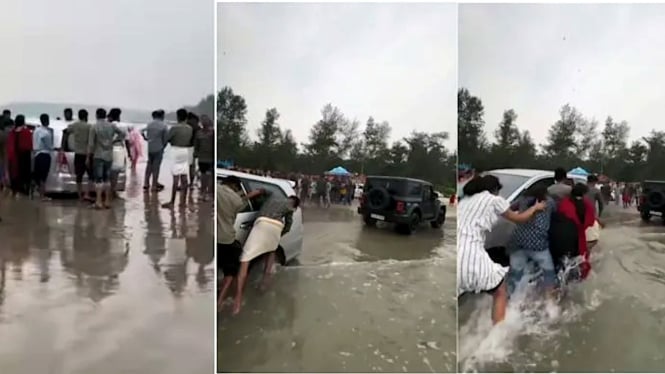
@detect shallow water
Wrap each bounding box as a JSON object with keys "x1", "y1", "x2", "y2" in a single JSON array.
[
  {"x1": 459, "y1": 204, "x2": 665, "y2": 372},
  {"x1": 218, "y1": 204, "x2": 457, "y2": 372},
  {"x1": 0, "y1": 165, "x2": 214, "y2": 374}
]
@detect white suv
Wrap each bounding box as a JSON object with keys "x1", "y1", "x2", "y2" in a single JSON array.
[{"x1": 216, "y1": 168, "x2": 304, "y2": 265}]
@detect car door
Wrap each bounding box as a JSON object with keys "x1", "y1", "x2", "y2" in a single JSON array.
[
  {"x1": 485, "y1": 176, "x2": 555, "y2": 249},
  {"x1": 420, "y1": 185, "x2": 435, "y2": 219}
]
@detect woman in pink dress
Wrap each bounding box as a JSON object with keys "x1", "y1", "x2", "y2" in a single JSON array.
[{"x1": 127, "y1": 125, "x2": 143, "y2": 171}]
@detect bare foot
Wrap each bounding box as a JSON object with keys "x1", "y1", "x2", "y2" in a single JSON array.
[
  {"x1": 161, "y1": 202, "x2": 174, "y2": 209},
  {"x1": 232, "y1": 298, "x2": 242, "y2": 315},
  {"x1": 95, "y1": 203, "x2": 104, "y2": 210}
]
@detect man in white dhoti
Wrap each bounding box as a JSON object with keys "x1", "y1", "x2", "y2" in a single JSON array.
[
  {"x1": 233, "y1": 192, "x2": 300, "y2": 315},
  {"x1": 162, "y1": 109, "x2": 194, "y2": 209}
]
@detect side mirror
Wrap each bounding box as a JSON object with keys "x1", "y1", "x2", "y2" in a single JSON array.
[{"x1": 432, "y1": 192, "x2": 439, "y2": 199}]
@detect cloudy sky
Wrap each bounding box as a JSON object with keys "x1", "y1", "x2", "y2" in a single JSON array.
[
  {"x1": 459, "y1": 4, "x2": 665, "y2": 146},
  {"x1": 0, "y1": 0, "x2": 213, "y2": 111},
  {"x1": 218, "y1": 3, "x2": 457, "y2": 147}
]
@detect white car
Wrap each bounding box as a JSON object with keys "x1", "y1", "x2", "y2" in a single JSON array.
[
  {"x1": 483, "y1": 168, "x2": 588, "y2": 250},
  {"x1": 216, "y1": 168, "x2": 304, "y2": 265},
  {"x1": 25, "y1": 117, "x2": 134, "y2": 194}
]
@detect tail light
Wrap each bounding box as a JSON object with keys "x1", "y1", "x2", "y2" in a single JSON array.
[
  {"x1": 57, "y1": 152, "x2": 69, "y2": 173},
  {"x1": 396, "y1": 201, "x2": 405, "y2": 214}
]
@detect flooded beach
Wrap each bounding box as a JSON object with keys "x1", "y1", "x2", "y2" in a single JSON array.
[
  {"x1": 218, "y1": 205, "x2": 457, "y2": 372},
  {"x1": 459, "y1": 204, "x2": 665, "y2": 372},
  {"x1": 0, "y1": 164, "x2": 214, "y2": 374}
]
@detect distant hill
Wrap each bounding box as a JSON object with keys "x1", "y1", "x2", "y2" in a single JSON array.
[{"x1": 3, "y1": 95, "x2": 214, "y2": 124}]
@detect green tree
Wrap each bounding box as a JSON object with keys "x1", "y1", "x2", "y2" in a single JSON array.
[
  {"x1": 217, "y1": 87, "x2": 249, "y2": 162},
  {"x1": 543, "y1": 104, "x2": 581, "y2": 166},
  {"x1": 458, "y1": 88, "x2": 487, "y2": 168}
]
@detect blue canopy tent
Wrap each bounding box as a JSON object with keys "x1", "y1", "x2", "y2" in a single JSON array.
[
  {"x1": 569, "y1": 167, "x2": 590, "y2": 176},
  {"x1": 326, "y1": 166, "x2": 351, "y2": 176}
]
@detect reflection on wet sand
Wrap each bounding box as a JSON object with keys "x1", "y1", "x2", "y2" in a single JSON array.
[{"x1": 0, "y1": 165, "x2": 214, "y2": 374}]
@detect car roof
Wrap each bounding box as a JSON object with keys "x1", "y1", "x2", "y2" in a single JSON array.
[
  {"x1": 488, "y1": 168, "x2": 587, "y2": 181},
  {"x1": 366, "y1": 175, "x2": 431, "y2": 185},
  {"x1": 216, "y1": 168, "x2": 295, "y2": 194}
]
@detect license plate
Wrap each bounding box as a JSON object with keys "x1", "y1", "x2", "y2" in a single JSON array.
[{"x1": 370, "y1": 214, "x2": 385, "y2": 221}]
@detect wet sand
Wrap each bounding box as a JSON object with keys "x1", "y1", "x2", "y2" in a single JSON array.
[
  {"x1": 0, "y1": 164, "x2": 214, "y2": 374},
  {"x1": 218, "y1": 203, "x2": 456, "y2": 372}
]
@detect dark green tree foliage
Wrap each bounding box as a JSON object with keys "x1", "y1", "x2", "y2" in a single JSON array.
[
  {"x1": 459, "y1": 87, "x2": 665, "y2": 181},
  {"x1": 218, "y1": 87, "x2": 249, "y2": 162},
  {"x1": 216, "y1": 88, "x2": 456, "y2": 190}
]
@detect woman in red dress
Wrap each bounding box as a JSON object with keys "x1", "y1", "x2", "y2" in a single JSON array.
[
  {"x1": 6, "y1": 115, "x2": 33, "y2": 197},
  {"x1": 557, "y1": 183, "x2": 596, "y2": 280}
]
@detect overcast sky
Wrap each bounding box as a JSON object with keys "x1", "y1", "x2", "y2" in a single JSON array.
[
  {"x1": 459, "y1": 4, "x2": 665, "y2": 146},
  {"x1": 218, "y1": 3, "x2": 457, "y2": 147},
  {"x1": 0, "y1": 0, "x2": 213, "y2": 111}
]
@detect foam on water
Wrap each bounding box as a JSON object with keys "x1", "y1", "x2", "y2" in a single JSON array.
[{"x1": 459, "y1": 257, "x2": 605, "y2": 372}]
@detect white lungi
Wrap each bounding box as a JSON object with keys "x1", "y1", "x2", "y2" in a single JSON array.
[
  {"x1": 240, "y1": 217, "x2": 284, "y2": 262},
  {"x1": 586, "y1": 220, "x2": 601, "y2": 242},
  {"x1": 171, "y1": 146, "x2": 190, "y2": 176}
]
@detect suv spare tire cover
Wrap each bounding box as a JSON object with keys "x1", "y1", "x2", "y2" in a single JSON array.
[
  {"x1": 367, "y1": 187, "x2": 391, "y2": 210},
  {"x1": 648, "y1": 190, "x2": 665, "y2": 209}
]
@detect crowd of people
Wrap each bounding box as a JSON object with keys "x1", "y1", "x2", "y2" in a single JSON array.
[
  {"x1": 222, "y1": 166, "x2": 362, "y2": 207},
  {"x1": 0, "y1": 106, "x2": 214, "y2": 215},
  {"x1": 458, "y1": 168, "x2": 606, "y2": 325}
]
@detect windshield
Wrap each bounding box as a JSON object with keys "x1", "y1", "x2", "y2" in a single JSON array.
[
  {"x1": 486, "y1": 172, "x2": 530, "y2": 200},
  {"x1": 365, "y1": 178, "x2": 408, "y2": 195}
]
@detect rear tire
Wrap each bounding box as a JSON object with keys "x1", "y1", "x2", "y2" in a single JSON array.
[
  {"x1": 430, "y1": 208, "x2": 445, "y2": 228},
  {"x1": 364, "y1": 216, "x2": 377, "y2": 227},
  {"x1": 641, "y1": 210, "x2": 652, "y2": 222},
  {"x1": 399, "y1": 212, "x2": 421, "y2": 235}
]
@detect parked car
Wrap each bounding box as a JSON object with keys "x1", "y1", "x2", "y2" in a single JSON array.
[
  {"x1": 357, "y1": 176, "x2": 446, "y2": 234},
  {"x1": 216, "y1": 168, "x2": 304, "y2": 265},
  {"x1": 638, "y1": 180, "x2": 665, "y2": 223},
  {"x1": 25, "y1": 117, "x2": 132, "y2": 194},
  {"x1": 481, "y1": 169, "x2": 588, "y2": 264}
]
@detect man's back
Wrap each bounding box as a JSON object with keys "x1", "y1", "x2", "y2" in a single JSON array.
[
  {"x1": 144, "y1": 120, "x2": 168, "y2": 153},
  {"x1": 67, "y1": 121, "x2": 91, "y2": 154},
  {"x1": 167, "y1": 122, "x2": 193, "y2": 147},
  {"x1": 89, "y1": 120, "x2": 121, "y2": 160}
]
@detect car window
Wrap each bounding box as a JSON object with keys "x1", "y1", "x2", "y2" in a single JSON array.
[
  {"x1": 242, "y1": 179, "x2": 286, "y2": 212},
  {"x1": 365, "y1": 178, "x2": 408, "y2": 195},
  {"x1": 408, "y1": 182, "x2": 423, "y2": 197},
  {"x1": 517, "y1": 177, "x2": 554, "y2": 200},
  {"x1": 486, "y1": 172, "x2": 531, "y2": 200},
  {"x1": 423, "y1": 186, "x2": 432, "y2": 200}
]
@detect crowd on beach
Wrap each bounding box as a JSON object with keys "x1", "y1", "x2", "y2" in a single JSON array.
[{"x1": 0, "y1": 106, "x2": 214, "y2": 217}]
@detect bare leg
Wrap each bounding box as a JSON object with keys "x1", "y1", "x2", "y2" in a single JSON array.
[
  {"x1": 95, "y1": 183, "x2": 104, "y2": 209},
  {"x1": 162, "y1": 176, "x2": 178, "y2": 209},
  {"x1": 260, "y1": 252, "x2": 276, "y2": 291},
  {"x1": 179, "y1": 175, "x2": 188, "y2": 207},
  {"x1": 218, "y1": 275, "x2": 235, "y2": 310},
  {"x1": 104, "y1": 182, "x2": 112, "y2": 208},
  {"x1": 233, "y1": 261, "x2": 250, "y2": 315},
  {"x1": 491, "y1": 280, "x2": 508, "y2": 325}
]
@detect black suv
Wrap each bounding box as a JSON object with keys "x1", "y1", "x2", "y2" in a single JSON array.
[
  {"x1": 357, "y1": 176, "x2": 446, "y2": 234},
  {"x1": 639, "y1": 180, "x2": 665, "y2": 223}
]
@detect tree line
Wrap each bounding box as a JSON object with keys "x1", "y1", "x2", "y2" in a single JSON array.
[
  {"x1": 217, "y1": 86, "x2": 456, "y2": 190},
  {"x1": 458, "y1": 88, "x2": 665, "y2": 182}
]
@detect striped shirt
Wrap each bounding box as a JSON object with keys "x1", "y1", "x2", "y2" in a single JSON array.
[{"x1": 458, "y1": 191, "x2": 511, "y2": 293}]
